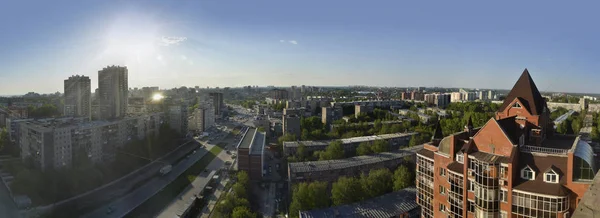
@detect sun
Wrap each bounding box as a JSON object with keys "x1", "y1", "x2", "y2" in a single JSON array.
[{"x1": 152, "y1": 93, "x2": 164, "y2": 101}]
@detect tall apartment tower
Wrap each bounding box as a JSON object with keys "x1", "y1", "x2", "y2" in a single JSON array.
[
  {"x1": 64, "y1": 75, "x2": 91, "y2": 120},
  {"x1": 97, "y1": 66, "x2": 128, "y2": 120},
  {"x1": 208, "y1": 92, "x2": 223, "y2": 116},
  {"x1": 416, "y1": 69, "x2": 596, "y2": 218}
]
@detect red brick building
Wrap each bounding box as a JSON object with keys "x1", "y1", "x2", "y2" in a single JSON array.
[{"x1": 416, "y1": 69, "x2": 597, "y2": 218}]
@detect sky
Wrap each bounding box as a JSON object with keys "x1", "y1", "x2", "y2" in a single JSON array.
[{"x1": 1, "y1": 0, "x2": 600, "y2": 95}]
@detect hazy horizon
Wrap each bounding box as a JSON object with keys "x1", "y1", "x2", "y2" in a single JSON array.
[{"x1": 2, "y1": 1, "x2": 600, "y2": 95}]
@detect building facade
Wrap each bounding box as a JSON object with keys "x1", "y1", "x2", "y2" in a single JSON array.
[
  {"x1": 189, "y1": 104, "x2": 215, "y2": 133},
  {"x1": 236, "y1": 128, "x2": 266, "y2": 180},
  {"x1": 168, "y1": 105, "x2": 189, "y2": 136},
  {"x1": 208, "y1": 92, "x2": 223, "y2": 116},
  {"x1": 64, "y1": 75, "x2": 91, "y2": 120},
  {"x1": 282, "y1": 114, "x2": 301, "y2": 138},
  {"x1": 97, "y1": 66, "x2": 128, "y2": 120},
  {"x1": 416, "y1": 69, "x2": 596, "y2": 218},
  {"x1": 19, "y1": 113, "x2": 164, "y2": 170}
]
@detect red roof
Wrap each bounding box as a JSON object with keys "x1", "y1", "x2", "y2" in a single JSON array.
[{"x1": 498, "y1": 69, "x2": 546, "y2": 115}]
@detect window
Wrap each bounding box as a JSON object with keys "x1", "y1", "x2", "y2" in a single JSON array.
[
  {"x1": 521, "y1": 166, "x2": 535, "y2": 180},
  {"x1": 439, "y1": 185, "x2": 446, "y2": 195},
  {"x1": 468, "y1": 180, "x2": 474, "y2": 192},
  {"x1": 468, "y1": 200, "x2": 475, "y2": 212},
  {"x1": 456, "y1": 153, "x2": 464, "y2": 164},
  {"x1": 544, "y1": 171, "x2": 559, "y2": 183},
  {"x1": 500, "y1": 165, "x2": 508, "y2": 178},
  {"x1": 439, "y1": 203, "x2": 446, "y2": 212},
  {"x1": 500, "y1": 189, "x2": 507, "y2": 202},
  {"x1": 439, "y1": 167, "x2": 446, "y2": 177},
  {"x1": 513, "y1": 102, "x2": 521, "y2": 108},
  {"x1": 500, "y1": 211, "x2": 507, "y2": 218}
]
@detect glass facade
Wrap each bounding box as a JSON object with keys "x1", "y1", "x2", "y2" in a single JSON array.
[
  {"x1": 448, "y1": 172, "x2": 463, "y2": 218},
  {"x1": 416, "y1": 155, "x2": 434, "y2": 218},
  {"x1": 511, "y1": 190, "x2": 569, "y2": 218},
  {"x1": 469, "y1": 158, "x2": 499, "y2": 212}
]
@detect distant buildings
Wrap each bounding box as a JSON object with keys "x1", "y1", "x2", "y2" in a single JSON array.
[
  {"x1": 208, "y1": 92, "x2": 223, "y2": 116},
  {"x1": 270, "y1": 89, "x2": 289, "y2": 100},
  {"x1": 97, "y1": 66, "x2": 128, "y2": 120},
  {"x1": 434, "y1": 93, "x2": 451, "y2": 108},
  {"x1": 64, "y1": 75, "x2": 91, "y2": 120}
]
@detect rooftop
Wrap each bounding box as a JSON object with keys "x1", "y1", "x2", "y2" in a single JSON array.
[
  {"x1": 238, "y1": 128, "x2": 256, "y2": 149},
  {"x1": 284, "y1": 132, "x2": 418, "y2": 148},
  {"x1": 250, "y1": 131, "x2": 265, "y2": 155},
  {"x1": 289, "y1": 145, "x2": 422, "y2": 173},
  {"x1": 299, "y1": 187, "x2": 419, "y2": 218},
  {"x1": 498, "y1": 69, "x2": 546, "y2": 115}
]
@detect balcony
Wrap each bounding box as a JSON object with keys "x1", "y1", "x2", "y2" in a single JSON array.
[{"x1": 520, "y1": 145, "x2": 568, "y2": 155}]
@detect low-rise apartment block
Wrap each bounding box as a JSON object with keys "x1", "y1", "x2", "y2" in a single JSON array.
[
  {"x1": 283, "y1": 132, "x2": 417, "y2": 157},
  {"x1": 288, "y1": 145, "x2": 422, "y2": 187},
  {"x1": 19, "y1": 113, "x2": 164, "y2": 171}
]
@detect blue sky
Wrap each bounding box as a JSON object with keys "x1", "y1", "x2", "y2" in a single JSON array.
[{"x1": 1, "y1": 0, "x2": 599, "y2": 95}]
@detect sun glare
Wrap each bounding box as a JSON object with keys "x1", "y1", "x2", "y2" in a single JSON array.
[{"x1": 152, "y1": 93, "x2": 164, "y2": 101}]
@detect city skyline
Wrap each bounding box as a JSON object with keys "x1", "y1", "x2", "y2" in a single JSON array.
[{"x1": 2, "y1": 1, "x2": 600, "y2": 95}]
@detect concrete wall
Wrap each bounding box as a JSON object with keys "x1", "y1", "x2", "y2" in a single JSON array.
[{"x1": 547, "y1": 102, "x2": 581, "y2": 112}]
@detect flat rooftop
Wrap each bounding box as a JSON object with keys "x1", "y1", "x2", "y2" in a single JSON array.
[
  {"x1": 299, "y1": 187, "x2": 419, "y2": 218},
  {"x1": 284, "y1": 132, "x2": 417, "y2": 148},
  {"x1": 289, "y1": 145, "x2": 423, "y2": 173},
  {"x1": 249, "y1": 131, "x2": 265, "y2": 155},
  {"x1": 239, "y1": 128, "x2": 257, "y2": 149}
]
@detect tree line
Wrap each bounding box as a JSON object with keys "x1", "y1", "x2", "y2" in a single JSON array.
[
  {"x1": 213, "y1": 171, "x2": 258, "y2": 218},
  {"x1": 288, "y1": 164, "x2": 415, "y2": 218}
]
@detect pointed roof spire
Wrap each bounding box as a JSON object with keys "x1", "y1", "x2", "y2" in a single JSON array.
[
  {"x1": 466, "y1": 115, "x2": 473, "y2": 128},
  {"x1": 498, "y1": 68, "x2": 545, "y2": 115},
  {"x1": 432, "y1": 120, "x2": 444, "y2": 140}
]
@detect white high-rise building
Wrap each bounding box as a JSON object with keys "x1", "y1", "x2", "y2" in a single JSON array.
[{"x1": 450, "y1": 92, "x2": 463, "y2": 102}]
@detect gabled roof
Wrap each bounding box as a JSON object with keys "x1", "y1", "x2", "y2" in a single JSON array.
[{"x1": 498, "y1": 69, "x2": 546, "y2": 115}]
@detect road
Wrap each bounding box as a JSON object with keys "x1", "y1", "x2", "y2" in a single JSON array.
[
  {"x1": 83, "y1": 142, "x2": 217, "y2": 218},
  {"x1": 157, "y1": 150, "x2": 233, "y2": 218},
  {"x1": 26, "y1": 139, "x2": 201, "y2": 218}
]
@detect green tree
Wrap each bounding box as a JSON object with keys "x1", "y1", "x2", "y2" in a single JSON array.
[
  {"x1": 362, "y1": 168, "x2": 393, "y2": 198},
  {"x1": 232, "y1": 206, "x2": 256, "y2": 218},
  {"x1": 371, "y1": 140, "x2": 389, "y2": 153},
  {"x1": 278, "y1": 133, "x2": 297, "y2": 145},
  {"x1": 319, "y1": 140, "x2": 345, "y2": 160},
  {"x1": 296, "y1": 143, "x2": 308, "y2": 161},
  {"x1": 331, "y1": 176, "x2": 364, "y2": 205},
  {"x1": 356, "y1": 142, "x2": 373, "y2": 156},
  {"x1": 393, "y1": 165, "x2": 415, "y2": 191},
  {"x1": 232, "y1": 183, "x2": 247, "y2": 199},
  {"x1": 289, "y1": 181, "x2": 329, "y2": 218}
]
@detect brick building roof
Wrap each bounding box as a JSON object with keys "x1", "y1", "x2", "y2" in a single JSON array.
[{"x1": 498, "y1": 69, "x2": 547, "y2": 115}]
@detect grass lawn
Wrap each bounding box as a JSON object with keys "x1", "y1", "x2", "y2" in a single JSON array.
[{"x1": 125, "y1": 144, "x2": 224, "y2": 218}]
